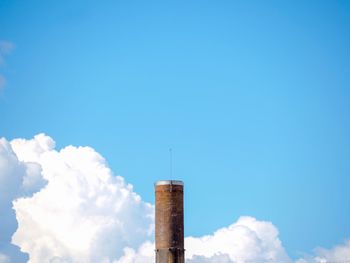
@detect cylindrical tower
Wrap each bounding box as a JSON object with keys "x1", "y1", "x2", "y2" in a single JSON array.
[{"x1": 155, "y1": 180, "x2": 184, "y2": 263}]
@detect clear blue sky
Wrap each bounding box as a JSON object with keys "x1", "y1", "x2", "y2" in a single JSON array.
[{"x1": 1, "y1": 0, "x2": 350, "y2": 259}]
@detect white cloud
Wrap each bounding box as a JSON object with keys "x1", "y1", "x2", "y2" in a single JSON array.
[
  {"x1": 10, "y1": 133, "x2": 55, "y2": 162},
  {"x1": 1, "y1": 133, "x2": 350, "y2": 263},
  {"x1": 185, "y1": 216, "x2": 292, "y2": 263},
  {"x1": 296, "y1": 240, "x2": 350, "y2": 263},
  {"x1": 187, "y1": 254, "x2": 232, "y2": 263},
  {"x1": 316, "y1": 239, "x2": 350, "y2": 261},
  {"x1": 10, "y1": 134, "x2": 154, "y2": 263},
  {"x1": 0, "y1": 136, "x2": 46, "y2": 262},
  {"x1": 113, "y1": 242, "x2": 154, "y2": 263}
]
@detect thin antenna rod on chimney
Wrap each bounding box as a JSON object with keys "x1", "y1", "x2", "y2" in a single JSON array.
[{"x1": 169, "y1": 148, "x2": 173, "y2": 179}]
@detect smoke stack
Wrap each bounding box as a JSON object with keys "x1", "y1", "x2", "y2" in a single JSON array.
[{"x1": 155, "y1": 180, "x2": 184, "y2": 263}]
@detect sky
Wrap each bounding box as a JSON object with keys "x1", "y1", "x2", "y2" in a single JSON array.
[{"x1": 1, "y1": 0, "x2": 350, "y2": 262}]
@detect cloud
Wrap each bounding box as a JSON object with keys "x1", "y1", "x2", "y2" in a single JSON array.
[
  {"x1": 113, "y1": 242, "x2": 154, "y2": 263},
  {"x1": 10, "y1": 134, "x2": 154, "y2": 263},
  {"x1": 315, "y1": 239, "x2": 350, "y2": 261},
  {"x1": 185, "y1": 216, "x2": 292, "y2": 263},
  {"x1": 1, "y1": 133, "x2": 350, "y2": 263},
  {"x1": 187, "y1": 254, "x2": 232, "y2": 263},
  {"x1": 296, "y1": 240, "x2": 350, "y2": 263},
  {"x1": 0, "y1": 136, "x2": 46, "y2": 262}
]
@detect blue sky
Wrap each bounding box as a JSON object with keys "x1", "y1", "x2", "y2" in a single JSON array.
[{"x1": 1, "y1": 0, "x2": 350, "y2": 259}]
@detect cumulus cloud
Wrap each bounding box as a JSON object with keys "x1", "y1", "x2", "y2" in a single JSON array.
[
  {"x1": 0, "y1": 136, "x2": 46, "y2": 262},
  {"x1": 185, "y1": 216, "x2": 292, "y2": 263},
  {"x1": 296, "y1": 240, "x2": 350, "y2": 263},
  {"x1": 315, "y1": 239, "x2": 350, "y2": 261},
  {"x1": 1, "y1": 133, "x2": 350, "y2": 263},
  {"x1": 10, "y1": 134, "x2": 154, "y2": 263},
  {"x1": 113, "y1": 242, "x2": 154, "y2": 263}
]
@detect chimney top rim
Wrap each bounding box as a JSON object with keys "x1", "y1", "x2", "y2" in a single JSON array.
[{"x1": 154, "y1": 180, "x2": 184, "y2": 186}]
